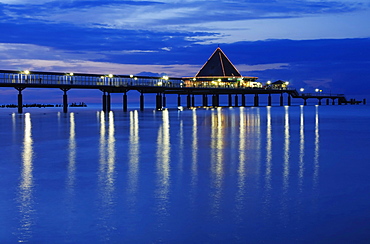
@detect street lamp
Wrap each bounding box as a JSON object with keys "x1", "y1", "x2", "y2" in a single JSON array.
[{"x1": 300, "y1": 88, "x2": 305, "y2": 92}]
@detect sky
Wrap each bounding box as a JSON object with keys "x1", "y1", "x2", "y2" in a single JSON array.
[{"x1": 0, "y1": 0, "x2": 369, "y2": 104}]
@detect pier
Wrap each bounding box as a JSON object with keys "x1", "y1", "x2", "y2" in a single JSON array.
[{"x1": 0, "y1": 48, "x2": 362, "y2": 113}]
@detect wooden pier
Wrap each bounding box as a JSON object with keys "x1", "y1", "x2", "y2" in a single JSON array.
[{"x1": 0, "y1": 69, "x2": 361, "y2": 113}]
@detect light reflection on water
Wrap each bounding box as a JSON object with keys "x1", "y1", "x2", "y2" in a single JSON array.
[
  {"x1": 155, "y1": 109, "x2": 171, "y2": 221},
  {"x1": 210, "y1": 108, "x2": 225, "y2": 217},
  {"x1": 97, "y1": 111, "x2": 117, "y2": 239},
  {"x1": 5, "y1": 106, "x2": 343, "y2": 243},
  {"x1": 17, "y1": 113, "x2": 34, "y2": 242},
  {"x1": 314, "y1": 106, "x2": 320, "y2": 189},
  {"x1": 127, "y1": 110, "x2": 139, "y2": 203}
]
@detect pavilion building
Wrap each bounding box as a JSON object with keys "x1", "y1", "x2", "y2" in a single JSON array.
[{"x1": 182, "y1": 47, "x2": 261, "y2": 88}]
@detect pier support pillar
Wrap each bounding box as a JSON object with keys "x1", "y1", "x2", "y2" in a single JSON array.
[
  {"x1": 187, "y1": 94, "x2": 191, "y2": 108},
  {"x1": 288, "y1": 95, "x2": 291, "y2": 106},
  {"x1": 234, "y1": 95, "x2": 239, "y2": 107},
  {"x1": 326, "y1": 99, "x2": 329, "y2": 105},
  {"x1": 268, "y1": 94, "x2": 272, "y2": 106},
  {"x1": 202, "y1": 94, "x2": 208, "y2": 107},
  {"x1": 163, "y1": 94, "x2": 166, "y2": 108},
  {"x1": 123, "y1": 92, "x2": 128, "y2": 112},
  {"x1": 156, "y1": 93, "x2": 162, "y2": 110},
  {"x1": 102, "y1": 92, "x2": 107, "y2": 112},
  {"x1": 140, "y1": 93, "x2": 144, "y2": 111},
  {"x1": 242, "y1": 94, "x2": 246, "y2": 107},
  {"x1": 280, "y1": 93, "x2": 284, "y2": 106},
  {"x1": 332, "y1": 99, "x2": 335, "y2": 105},
  {"x1": 15, "y1": 87, "x2": 25, "y2": 114},
  {"x1": 212, "y1": 94, "x2": 216, "y2": 107},
  {"x1": 192, "y1": 94, "x2": 195, "y2": 107},
  {"x1": 318, "y1": 98, "x2": 322, "y2": 106},
  {"x1": 216, "y1": 94, "x2": 220, "y2": 107},
  {"x1": 254, "y1": 94, "x2": 259, "y2": 107},
  {"x1": 304, "y1": 98, "x2": 307, "y2": 106},
  {"x1": 364, "y1": 99, "x2": 367, "y2": 105},
  {"x1": 61, "y1": 88, "x2": 70, "y2": 113},
  {"x1": 177, "y1": 94, "x2": 181, "y2": 107},
  {"x1": 107, "y1": 93, "x2": 111, "y2": 112},
  {"x1": 228, "y1": 94, "x2": 232, "y2": 107}
]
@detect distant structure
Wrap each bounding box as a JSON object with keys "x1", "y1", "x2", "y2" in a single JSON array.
[{"x1": 183, "y1": 47, "x2": 261, "y2": 88}]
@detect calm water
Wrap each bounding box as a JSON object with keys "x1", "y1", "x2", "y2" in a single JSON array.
[{"x1": 0, "y1": 105, "x2": 370, "y2": 243}]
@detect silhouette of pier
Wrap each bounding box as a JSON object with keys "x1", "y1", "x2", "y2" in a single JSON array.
[{"x1": 0, "y1": 48, "x2": 363, "y2": 113}]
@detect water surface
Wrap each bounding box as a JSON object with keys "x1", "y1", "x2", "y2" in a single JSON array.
[{"x1": 0, "y1": 105, "x2": 369, "y2": 243}]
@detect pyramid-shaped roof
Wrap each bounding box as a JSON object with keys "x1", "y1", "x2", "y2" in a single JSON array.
[{"x1": 195, "y1": 47, "x2": 242, "y2": 78}]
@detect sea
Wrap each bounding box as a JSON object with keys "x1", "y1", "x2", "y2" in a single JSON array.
[{"x1": 0, "y1": 103, "x2": 370, "y2": 243}]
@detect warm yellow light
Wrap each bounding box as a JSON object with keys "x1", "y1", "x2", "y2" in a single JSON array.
[
  {"x1": 108, "y1": 74, "x2": 113, "y2": 78},
  {"x1": 24, "y1": 70, "x2": 30, "y2": 75},
  {"x1": 134, "y1": 77, "x2": 138, "y2": 80},
  {"x1": 267, "y1": 80, "x2": 271, "y2": 85},
  {"x1": 192, "y1": 78, "x2": 196, "y2": 81},
  {"x1": 69, "y1": 73, "x2": 74, "y2": 76},
  {"x1": 163, "y1": 75, "x2": 169, "y2": 80},
  {"x1": 100, "y1": 76, "x2": 105, "y2": 79},
  {"x1": 130, "y1": 74, "x2": 134, "y2": 78},
  {"x1": 218, "y1": 79, "x2": 221, "y2": 82},
  {"x1": 285, "y1": 81, "x2": 289, "y2": 85}
]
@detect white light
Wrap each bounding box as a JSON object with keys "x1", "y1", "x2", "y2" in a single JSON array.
[
  {"x1": 108, "y1": 74, "x2": 113, "y2": 78},
  {"x1": 163, "y1": 75, "x2": 169, "y2": 80},
  {"x1": 285, "y1": 81, "x2": 289, "y2": 85},
  {"x1": 69, "y1": 73, "x2": 74, "y2": 76},
  {"x1": 130, "y1": 74, "x2": 134, "y2": 78},
  {"x1": 267, "y1": 80, "x2": 271, "y2": 85},
  {"x1": 300, "y1": 88, "x2": 304, "y2": 92},
  {"x1": 24, "y1": 70, "x2": 30, "y2": 75},
  {"x1": 315, "y1": 89, "x2": 319, "y2": 92}
]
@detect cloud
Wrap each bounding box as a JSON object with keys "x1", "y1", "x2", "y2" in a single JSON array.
[{"x1": 1, "y1": 0, "x2": 368, "y2": 45}]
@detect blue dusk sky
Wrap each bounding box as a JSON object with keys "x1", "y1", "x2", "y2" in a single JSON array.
[{"x1": 0, "y1": 0, "x2": 369, "y2": 103}]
